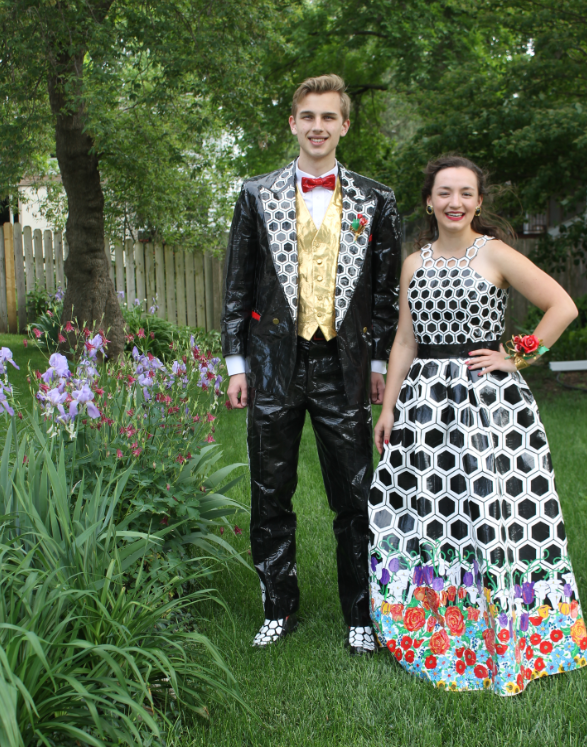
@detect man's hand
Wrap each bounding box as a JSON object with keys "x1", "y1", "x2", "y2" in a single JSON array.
[
  {"x1": 370, "y1": 372, "x2": 385, "y2": 404},
  {"x1": 227, "y1": 373, "x2": 248, "y2": 409}
]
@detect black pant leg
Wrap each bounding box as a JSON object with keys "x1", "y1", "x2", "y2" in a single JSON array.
[
  {"x1": 306, "y1": 341, "x2": 373, "y2": 626},
  {"x1": 247, "y1": 351, "x2": 307, "y2": 619}
]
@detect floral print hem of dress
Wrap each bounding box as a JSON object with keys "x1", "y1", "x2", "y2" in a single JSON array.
[{"x1": 369, "y1": 236, "x2": 586, "y2": 696}]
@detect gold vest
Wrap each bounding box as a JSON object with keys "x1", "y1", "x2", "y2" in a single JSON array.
[{"x1": 296, "y1": 180, "x2": 342, "y2": 341}]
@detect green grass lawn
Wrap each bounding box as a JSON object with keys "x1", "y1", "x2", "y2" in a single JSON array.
[
  {"x1": 3, "y1": 338, "x2": 586, "y2": 746},
  {"x1": 178, "y1": 366, "x2": 587, "y2": 747}
]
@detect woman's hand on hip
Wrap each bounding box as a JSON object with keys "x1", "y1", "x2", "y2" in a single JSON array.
[
  {"x1": 465, "y1": 347, "x2": 517, "y2": 375},
  {"x1": 374, "y1": 410, "x2": 395, "y2": 455}
]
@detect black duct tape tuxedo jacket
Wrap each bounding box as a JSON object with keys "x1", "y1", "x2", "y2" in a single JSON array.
[{"x1": 221, "y1": 160, "x2": 402, "y2": 406}]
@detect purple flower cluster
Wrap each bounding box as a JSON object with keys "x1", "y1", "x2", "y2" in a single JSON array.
[
  {"x1": 132, "y1": 346, "x2": 166, "y2": 400},
  {"x1": 0, "y1": 348, "x2": 18, "y2": 416},
  {"x1": 36, "y1": 338, "x2": 107, "y2": 434}
]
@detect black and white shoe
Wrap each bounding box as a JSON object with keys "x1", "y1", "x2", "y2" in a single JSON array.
[
  {"x1": 347, "y1": 625, "x2": 376, "y2": 655},
  {"x1": 252, "y1": 615, "x2": 299, "y2": 647}
]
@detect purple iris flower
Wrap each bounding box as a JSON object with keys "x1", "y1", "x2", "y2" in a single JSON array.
[
  {"x1": 423, "y1": 566, "x2": 434, "y2": 585},
  {"x1": 413, "y1": 567, "x2": 424, "y2": 585},
  {"x1": 514, "y1": 584, "x2": 522, "y2": 598},
  {"x1": 143, "y1": 388, "x2": 151, "y2": 401},
  {"x1": 46, "y1": 385, "x2": 67, "y2": 406},
  {"x1": 0, "y1": 347, "x2": 19, "y2": 373},
  {"x1": 463, "y1": 571, "x2": 474, "y2": 587},
  {"x1": 522, "y1": 582, "x2": 534, "y2": 605},
  {"x1": 563, "y1": 583, "x2": 572, "y2": 597},
  {"x1": 432, "y1": 577, "x2": 444, "y2": 591},
  {"x1": 50, "y1": 352, "x2": 69, "y2": 376},
  {"x1": 388, "y1": 557, "x2": 399, "y2": 573},
  {"x1": 498, "y1": 613, "x2": 508, "y2": 627},
  {"x1": 380, "y1": 569, "x2": 390, "y2": 586},
  {"x1": 71, "y1": 384, "x2": 100, "y2": 419},
  {"x1": 520, "y1": 613, "x2": 529, "y2": 632},
  {"x1": 0, "y1": 390, "x2": 14, "y2": 416},
  {"x1": 371, "y1": 556, "x2": 378, "y2": 572}
]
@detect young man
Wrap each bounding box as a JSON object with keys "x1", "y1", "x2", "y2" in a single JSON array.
[{"x1": 221, "y1": 74, "x2": 401, "y2": 654}]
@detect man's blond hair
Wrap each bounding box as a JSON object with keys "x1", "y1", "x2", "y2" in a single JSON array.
[{"x1": 291, "y1": 74, "x2": 351, "y2": 121}]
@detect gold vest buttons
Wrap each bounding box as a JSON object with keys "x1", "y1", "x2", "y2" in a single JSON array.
[
  {"x1": 316, "y1": 259, "x2": 323, "y2": 265},
  {"x1": 273, "y1": 318, "x2": 279, "y2": 325},
  {"x1": 363, "y1": 327, "x2": 368, "y2": 333},
  {"x1": 317, "y1": 276, "x2": 323, "y2": 282}
]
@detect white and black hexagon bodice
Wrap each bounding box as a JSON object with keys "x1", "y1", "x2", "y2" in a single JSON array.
[{"x1": 408, "y1": 236, "x2": 509, "y2": 345}]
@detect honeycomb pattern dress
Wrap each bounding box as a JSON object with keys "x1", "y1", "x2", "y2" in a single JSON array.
[{"x1": 369, "y1": 236, "x2": 586, "y2": 695}]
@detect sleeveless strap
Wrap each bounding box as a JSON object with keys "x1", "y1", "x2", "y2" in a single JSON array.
[
  {"x1": 465, "y1": 235, "x2": 494, "y2": 265},
  {"x1": 420, "y1": 243, "x2": 434, "y2": 269}
]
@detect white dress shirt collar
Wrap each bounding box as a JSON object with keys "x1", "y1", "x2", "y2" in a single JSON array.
[{"x1": 295, "y1": 159, "x2": 338, "y2": 184}]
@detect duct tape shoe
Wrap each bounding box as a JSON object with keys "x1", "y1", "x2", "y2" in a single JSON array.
[
  {"x1": 252, "y1": 615, "x2": 299, "y2": 647},
  {"x1": 347, "y1": 625, "x2": 377, "y2": 656}
]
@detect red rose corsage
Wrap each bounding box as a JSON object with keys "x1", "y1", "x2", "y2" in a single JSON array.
[{"x1": 505, "y1": 334, "x2": 549, "y2": 370}]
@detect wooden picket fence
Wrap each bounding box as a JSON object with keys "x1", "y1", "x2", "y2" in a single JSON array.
[{"x1": 0, "y1": 223, "x2": 224, "y2": 334}]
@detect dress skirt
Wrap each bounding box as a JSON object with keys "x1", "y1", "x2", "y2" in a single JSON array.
[{"x1": 369, "y1": 356, "x2": 586, "y2": 695}]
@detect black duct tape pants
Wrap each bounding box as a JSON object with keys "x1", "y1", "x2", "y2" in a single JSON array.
[{"x1": 247, "y1": 336, "x2": 373, "y2": 627}]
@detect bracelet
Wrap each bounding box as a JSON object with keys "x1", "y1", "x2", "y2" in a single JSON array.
[{"x1": 504, "y1": 334, "x2": 549, "y2": 370}]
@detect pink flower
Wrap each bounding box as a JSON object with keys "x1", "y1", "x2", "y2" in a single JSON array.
[
  {"x1": 220, "y1": 527, "x2": 224, "y2": 535},
  {"x1": 23, "y1": 339, "x2": 28, "y2": 348},
  {"x1": 234, "y1": 525, "x2": 242, "y2": 535},
  {"x1": 193, "y1": 415, "x2": 200, "y2": 422},
  {"x1": 94, "y1": 388, "x2": 104, "y2": 396},
  {"x1": 64, "y1": 321, "x2": 74, "y2": 333},
  {"x1": 206, "y1": 413, "x2": 216, "y2": 422},
  {"x1": 58, "y1": 334, "x2": 66, "y2": 343},
  {"x1": 22, "y1": 455, "x2": 28, "y2": 465},
  {"x1": 150, "y1": 332, "x2": 155, "y2": 339},
  {"x1": 47, "y1": 310, "x2": 53, "y2": 318},
  {"x1": 161, "y1": 516, "x2": 169, "y2": 526},
  {"x1": 166, "y1": 483, "x2": 170, "y2": 491},
  {"x1": 116, "y1": 449, "x2": 123, "y2": 458},
  {"x1": 137, "y1": 328, "x2": 145, "y2": 339},
  {"x1": 83, "y1": 328, "x2": 91, "y2": 338},
  {"x1": 225, "y1": 400, "x2": 232, "y2": 410},
  {"x1": 33, "y1": 329, "x2": 42, "y2": 338},
  {"x1": 176, "y1": 454, "x2": 185, "y2": 464},
  {"x1": 206, "y1": 434, "x2": 215, "y2": 443},
  {"x1": 132, "y1": 447, "x2": 142, "y2": 457}
]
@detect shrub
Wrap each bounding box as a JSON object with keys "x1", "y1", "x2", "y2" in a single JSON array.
[
  {"x1": 0, "y1": 424, "x2": 247, "y2": 746},
  {"x1": 518, "y1": 293, "x2": 587, "y2": 362},
  {"x1": 27, "y1": 328, "x2": 246, "y2": 584}
]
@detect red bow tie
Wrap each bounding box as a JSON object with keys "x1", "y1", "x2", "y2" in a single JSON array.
[{"x1": 301, "y1": 174, "x2": 336, "y2": 193}]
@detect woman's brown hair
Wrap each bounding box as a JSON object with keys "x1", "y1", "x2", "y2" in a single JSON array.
[{"x1": 416, "y1": 155, "x2": 515, "y2": 248}]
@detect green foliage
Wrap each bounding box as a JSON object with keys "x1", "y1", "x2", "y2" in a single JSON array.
[
  {"x1": 241, "y1": 0, "x2": 587, "y2": 257},
  {"x1": 519, "y1": 294, "x2": 587, "y2": 361},
  {"x1": 531, "y1": 218, "x2": 587, "y2": 277},
  {"x1": 0, "y1": 423, "x2": 247, "y2": 746},
  {"x1": 26, "y1": 287, "x2": 65, "y2": 351},
  {"x1": 120, "y1": 303, "x2": 221, "y2": 362},
  {"x1": 0, "y1": 0, "x2": 287, "y2": 248}
]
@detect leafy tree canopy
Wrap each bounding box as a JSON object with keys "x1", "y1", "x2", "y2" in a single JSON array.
[{"x1": 242, "y1": 0, "x2": 587, "y2": 237}]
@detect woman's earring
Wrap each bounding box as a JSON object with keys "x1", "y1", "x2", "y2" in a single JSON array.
[
  {"x1": 426, "y1": 205, "x2": 434, "y2": 215},
  {"x1": 475, "y1": 206, "x2": 481, "y2": 217}
]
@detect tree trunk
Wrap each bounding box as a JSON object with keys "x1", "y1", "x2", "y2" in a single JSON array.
[{"x1": 47, "y1": 51, "x2": 125, "y2": 358}]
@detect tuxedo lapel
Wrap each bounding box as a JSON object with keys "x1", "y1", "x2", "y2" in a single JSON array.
[
  {"x1": 259, "y1": 161, "x2": 299, "y2": 323},
  {"x1": 335, "y1": 167, "x2": 376, "y2": 331}
]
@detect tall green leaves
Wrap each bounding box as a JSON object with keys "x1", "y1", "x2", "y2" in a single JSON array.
[{"x1": 0, "y1": 424, "x2": 247, "y2": 746}]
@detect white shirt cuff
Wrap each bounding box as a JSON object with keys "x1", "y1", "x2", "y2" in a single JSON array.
[
  {"x1": 371, "y1": 360, "x2": 387, "y2": 375},
  {"x1": 225, "y1": 354, "x2": 246, "y2": 376}
]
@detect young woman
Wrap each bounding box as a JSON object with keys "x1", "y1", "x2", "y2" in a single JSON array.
[{"x1": 369, "y1": 155, "x2": 586, "y2": 695}]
